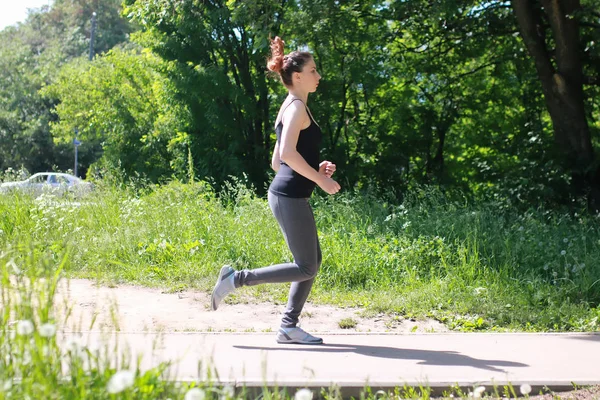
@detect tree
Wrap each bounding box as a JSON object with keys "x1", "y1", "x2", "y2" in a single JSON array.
[
  {"x1": 123, "y1": 0, "x2": 289, "y2": 189},
  {"x1": 511, "y1": 0, "x2": 600, "y2": 209},
  {"x1": 0, "y1": 0, "x2": 132, "y2": 175},
  {"x1": 44, "y1": 47, "x2": 187, "y2": 182}
]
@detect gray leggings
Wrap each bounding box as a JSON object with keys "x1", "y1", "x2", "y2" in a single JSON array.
[{"x1": 235, "y1": 191, "x2": 322, "y2": 328}]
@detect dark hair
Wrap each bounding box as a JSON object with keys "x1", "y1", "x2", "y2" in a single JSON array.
[{"x1": 267, "y1": 36, "x2": 313, "y2": 87}]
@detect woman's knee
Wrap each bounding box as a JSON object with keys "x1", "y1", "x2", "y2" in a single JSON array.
[{"x1": 299, "y1": 261, "x2": 320, "y2": 280}]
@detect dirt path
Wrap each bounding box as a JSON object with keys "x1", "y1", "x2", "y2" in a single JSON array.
[
  {"x1": 55, "y1": 279, "x2": 448, "y2": 334},
  {"x1": 52, "y1": 279, "x2": 600, "y2": 399}
]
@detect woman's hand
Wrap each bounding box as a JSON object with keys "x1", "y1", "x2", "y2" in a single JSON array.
[
  {"x1": 317, "y1": 176, "x2": 341, "y2": 195},
  {"x1": 319, "y1": 161, "x2": 336, "y2": 178}
]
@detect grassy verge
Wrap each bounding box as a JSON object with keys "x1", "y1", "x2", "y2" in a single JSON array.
[{"x1": 1, "y1": 180, "x2": 599, "y2": 332}]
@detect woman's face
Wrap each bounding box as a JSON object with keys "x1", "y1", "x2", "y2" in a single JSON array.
[{"x1": 295, "y1": 58, "x2": 321, "y2": 93}]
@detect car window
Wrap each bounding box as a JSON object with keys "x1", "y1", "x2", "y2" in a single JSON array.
[
  {"x1": 48, "y1": 175, "x2": 58, "y2": 184},
  {"x1": 57, "y1": 176, "x2": 70, "y2": 185},
  {"x1": 29, "y1": 175, "x2": 46, "y2": 184}
]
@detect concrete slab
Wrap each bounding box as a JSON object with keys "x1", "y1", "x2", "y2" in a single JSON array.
[{"x1": 62, "y1": 332, "x2": 600, "y2": 395}]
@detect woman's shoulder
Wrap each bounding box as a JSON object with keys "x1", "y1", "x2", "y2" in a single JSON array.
[
  {"x1": 282, "y1": 99, "x2": 308, "y2": 120},
  {"x1": 276, "y1": 99, "x2": 309, "y2": 128}
]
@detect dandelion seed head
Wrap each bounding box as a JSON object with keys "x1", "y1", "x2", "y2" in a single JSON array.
[
  {"x1": 520, "y1": 383, "x2": 532, "y2": 395},
  {"x1": 185, "y1": 388, "x2": 207, "y2": 400},
  {"x1": 295, "y1": 388, "x2": 313, "y2": 400},
  {"x1": 561, "y1": 250, "x2": 566, "y2": 256},
  {"x1": 563, "y1": 238, "x2": 569, "y2": 243},
  {"x1": 39, "y1": 323, "x2": 56, "y2": 338},
  {"x1": 65, "y1": 336, "x2": 84, "y2": 353},
  {"x1": 16, "y1": 320, "x2": 34, "y2": 336},
  {"x1": 106, "y1": 370, "x2": 135, "y2": 394},
  {"x1": 221, "y1": 384, "x2": 235, "y2": 399}
]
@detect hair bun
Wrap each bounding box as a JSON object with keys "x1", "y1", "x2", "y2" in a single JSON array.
[{"x1": 267, "y1": 36, "x2": 285, "y2": 73}]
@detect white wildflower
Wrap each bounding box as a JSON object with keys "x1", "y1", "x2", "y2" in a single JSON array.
[
  {"x1": 16, "y1": 320, "x2": 34, "y2": 336},
  {"x1": 474, "y1": 287, "x2": 487, "y2": 295},
  {"x1": 106, "y1": 370, "x2": 135, "y2": 394},
  {"x1": 2, "y1": 379, "x2": 12, "y2": 391},
  {"x1": 294, "y1": 388, "x2": 313, "y2": 400},
  {"x1": 560, "y1": 250, "x2": 566, "y2": 256},
  {"x1": 22, "y1": 350, "x2": 32, "y2": 366},
  {"x1": 6, "y1": 258, "x2": 20, "y2": 274},
  {"x1": 185, "y1": 388, "x2": 207, "y2": 400},
  {"x1": 520, "y1": 383, "x2": 532, "y2": 395},
  {"x1": 563, "y1": 238, "x2": 569, "y2": 243},
  {"x1": 221, "y1": 385, "x2": 235, "y2": 399},
  {"x1": 65, "y1": 335, "x2": 84, "y2": 353},
  {"x1": 38, "y1": 323, "x2": 56, "y2": 338},
  {"x1": 474, "y1": 385, "x2": 486, "y2": 398}
]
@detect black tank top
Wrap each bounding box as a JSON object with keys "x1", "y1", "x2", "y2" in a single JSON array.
[{"x1": 269, "y1": 100, "x2": 322, "y2": 198}]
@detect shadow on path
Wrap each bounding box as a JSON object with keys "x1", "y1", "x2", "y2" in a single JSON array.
[
  {"x1": 565, "y1": 334, "x2": 600, "y2": 343},
  {"x1": 234, "y1": 343, "x2": 528, "y2": 373}
]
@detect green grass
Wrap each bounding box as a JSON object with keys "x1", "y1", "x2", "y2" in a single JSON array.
[
  {"x1": 338, "y1": 318, "x2": 358, "y2": 329},
  {"x1": 1, "y1": 180, "x2": 599, "y2": 332},
  {"x1": 0, "y1": 246, "x2": 596, "y2": 398}
]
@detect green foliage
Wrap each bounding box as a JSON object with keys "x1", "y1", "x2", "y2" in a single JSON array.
[
  {"x1": 44, "y1": 47, "x2": 189, "y2": 182},
  {"x1": 120, "y1": 0, "x2": 289, "y2": 188},
  {"x1": 1, "y1": 0, "x2": 599, "y2": 204},
  {"x1": 0, "y1": 0, "x2": 132, "y2": 175}
]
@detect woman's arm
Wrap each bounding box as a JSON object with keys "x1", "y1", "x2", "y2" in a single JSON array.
[{"x1": 279, "y1": 102, "x2": 340, "y2": 195}]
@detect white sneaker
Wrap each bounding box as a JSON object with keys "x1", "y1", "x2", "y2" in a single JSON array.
[
  {"x1": 276, "y1": 327, "x2": 323, "y2": 345},
  {"x1": 210, "y1": 265, "x2": 236, "y2": 311}
]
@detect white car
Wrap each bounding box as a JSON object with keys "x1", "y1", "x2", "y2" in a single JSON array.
[{"x1": 0, "y1": 172, "x2": 93, "y2": 196}]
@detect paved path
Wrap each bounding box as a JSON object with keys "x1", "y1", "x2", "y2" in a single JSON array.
[{"x1": 63, "y1": 332, "x2": 600, "y2": 396}]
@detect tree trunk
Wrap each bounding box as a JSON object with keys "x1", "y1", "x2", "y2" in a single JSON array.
[{"x1": 511, "y1": 0, "x2": 599, "y2": 210}]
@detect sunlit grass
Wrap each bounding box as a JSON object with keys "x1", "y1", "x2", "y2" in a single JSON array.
[{"x1": 0, "y1": 179, "x2": 599, "y2": 332}]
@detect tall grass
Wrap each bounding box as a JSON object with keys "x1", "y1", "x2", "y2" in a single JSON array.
[
  {"x1": 1, "y1": 180, "x2": 599, "y2": 332},
  {"x1": 0, "y1": 182, "x2": 598, "y2": 398}
]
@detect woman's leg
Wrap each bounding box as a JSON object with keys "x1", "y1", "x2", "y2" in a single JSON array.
[
  {"x1": 235, "y1": 192, "x2": 321, "y2": 328},
  {"x1": 280, "y1": 237, "x2": 321, "y2": 328}
]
